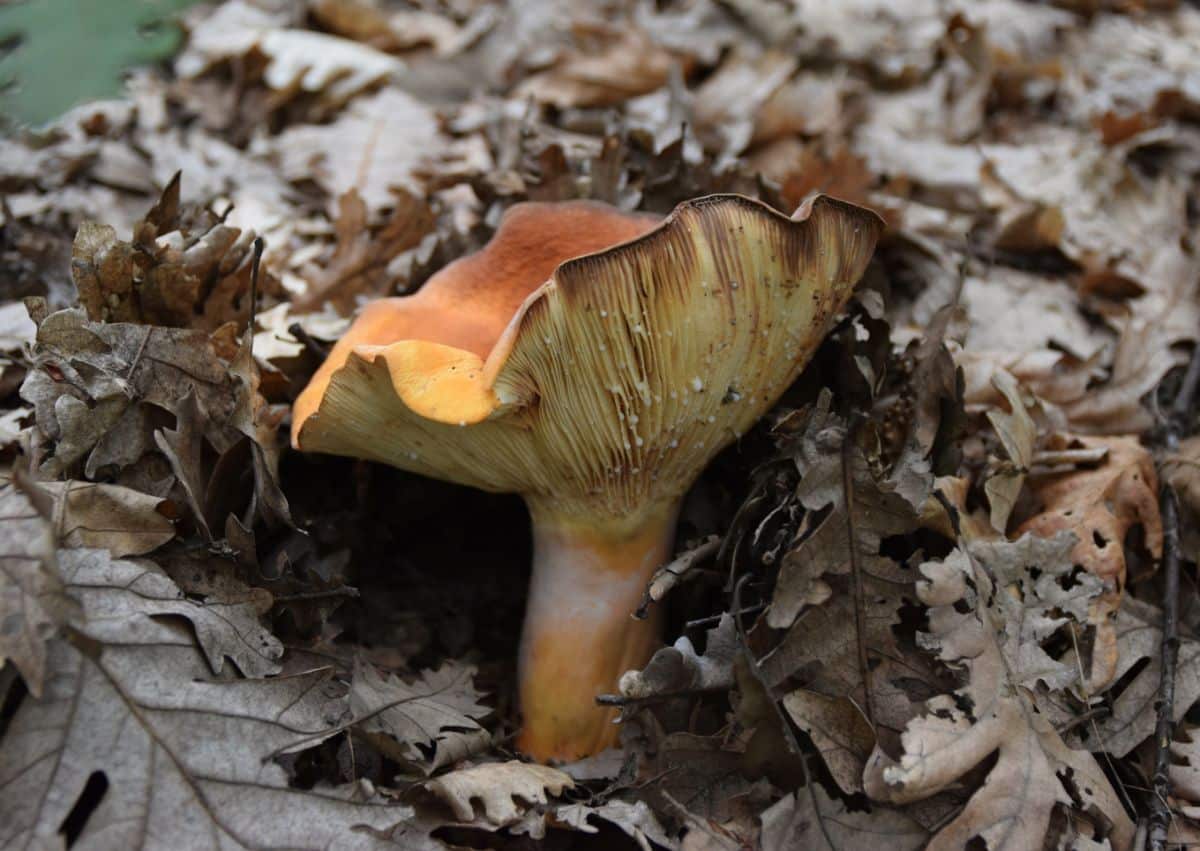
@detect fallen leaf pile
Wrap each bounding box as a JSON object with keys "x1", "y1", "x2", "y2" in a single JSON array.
[{"x1": 2, "y1": 1, "x2": 1199, "y2": 849}]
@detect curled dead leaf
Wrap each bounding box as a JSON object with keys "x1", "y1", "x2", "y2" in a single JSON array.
[
  {"x1": 424, "y1": 761, "x2": 574, "y2": 826},
  {"x1": 1017, "y1": 433, "x2": 1162, "y2": 689}
]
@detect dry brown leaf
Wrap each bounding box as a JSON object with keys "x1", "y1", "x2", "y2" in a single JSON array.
[
  {"x1": 0, "y1": 548, "x2": 413, "y2": 850},
  {"x1": 296, "y1": 189, "x2": 435, "y2": 313},
  {"x1": 982, "y1": 130, "x2": 1200, "y2": 351},
  {"x1": 760, "y1": 784, "x2": 927, "y2": 851},
  {"x1": 1064, "y1": 7, "x2": 1200, "y2": 125},
  {"x1": 515, "y1": 25, "x2": 674, "y2": 109},
  {"x1": 767, "y1": 400, "x2": 917, "y2": 627},
  {"x1": 789, "y1": 0, "x2": 947, "y2": 82},
  {"x1": 177, "y1": 0, "x2": 402, "y2": 104},
  {"x1": 274, "y1": 88, "x2": 442, "y2": 214},
  {"x1": 1068, "y1": 596, "x2": 1200, "y2": 758},
  {"x1": 311, "y1": 0, "x2": 467, "y2": 55},
  {"x1": 1017, "y1": 434, "x2": 1161, "y2": 688},
  {"x1": 781, "y1": 690, "x2": 874, "y2": 795},
  {"x1": 864, "y1": 539, "x2": 1134, "y2": 850},
  {"x1": 70, "y1": 175, "x2": 272, "y2": 332},
  {"x1": 691, "y1": 49, "x2": 796, "y2": 157},
  {"x1": 57, "y1": 547, "x2": 282, "y2": 676},
  {"x1": 227, "y1": 335, "x2": 293, "y2": 530},
  {"x1": 37, "y1": 480, "x2": 175, "y2": 557},
  {"x1": 1059, "y1": 318, "x2": 1180, "y2": 435},
  {"x1": 934, "y1": 266, "x2": 1110, "y2": 366},
  {"x1": 751, "y1": 71, "x2": 850, "y2": 146},
  {"x1": 0, "y1": 302, "x2": 37, "y2": 352},
  {"x1": 1164, "y1": 434, "x2": 1200, "y2": 518},
  {"x1": 1172, "y1": 723, "x2": 1200, "y2": 809},
  {"x1": 425, "y1": 761, "x2": 574, "y2": 826},
  {"x1": 350, "y1": 659, "x2": 491, "y2": 774},
  {"x1": 20, "y1": 305, "x2": 290, "y2": 533},
  {"x1": 983, "y1": 370, "x2": 1037, "y2": 533},
  {"x1": 251, "y1": 302, "x2": 350, "y2": 363},
  {"x1": 1168, "y1": 721, "x2": 1200, "y2": 846},
  {"x1": 748, "y1": 139, "x2": 875, "y2": 211},
  {"x1": 0, "y1": 481, "x2": 75, "y2": 697},
  {"x1": 554, "y1": 799, "x2": 677, "y2": 850},
  {"x1": 639, "y1": 732, "x2": 759, "y2": 825}
]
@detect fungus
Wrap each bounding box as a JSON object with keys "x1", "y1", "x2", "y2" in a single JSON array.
[{"x1": 292, "y1": 194, "x2": 883, "y2": 762}]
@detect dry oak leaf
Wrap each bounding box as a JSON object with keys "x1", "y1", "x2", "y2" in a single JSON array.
[
  {"x1": 37, "y1": 480, "x2": 175, "y2": 557},
  {"x1": 294, "y1": 188, "x2": 435, "y2": 314},
  {"x1": 984, "y1": 369, "x2": 1037, "y2": 534},
  {"x1": 56, "y1": 548, "x2": 282, "y2": 677},
  {"x1": 1065, "y1": 8, "x2": 1200, "y2": 125},
  {"x1": 982, "y1": 130, "x2": 1200, "y2": 355},
  {"x1": 0, "y1": 547, "x2": 407, "y2": 850},
  {"x1": 1171, "y1": 723, "x2": 1200, "y2": 813},
  {"x1": 274, "y1": 88, "x2": 442, "y2": 214},
  {"x1": 767, "y1": 401, "x2": 917, "y2": 628},
  {"x1": 782, "y1": 690, "x2": 875, "y2": 796},
  {"x1": 759, "y1": 784, "x2": 927, "y2": 851},
  {"x1": 425, "y1": 761, "x2": 574, "y2": 826},
  {"x1": 20, "y1": 308, "x2": 238, "y2": 478},
  {"x1": 71, "y1": 174, "x2": 269, "y2": 332},
  {"x1": 1168, "y1": 722, "x2": 1200, "y2": 847},
  {"x1": 788, "y1": 0, "x2": 947, "y2": 81},
  {"x1": 639, "y1": 732, "x2": 759, "y2": 825},
  {"x1": 349, "y1": 659, "x2": 491, "y2": 774},
  {"x1": 554, "y1": 799, "x2": 677, "y2": 850},
  {"x1": 0, "y1": 482, "x2": 75, "y2": 698},
  {"x1": 864, "y1": 539, "x2": 1134, "y2": 851},
  {"x1": 1164, "y1": 434, "x2": 1200, "y2": 518},
  {"x1": 310, "y1": 0, "x2": 467, "y2": 55},
  {"x1": 1067, "y1": 596, "x2": 1200, "y2": 759},
  {"x1": 176, "y1": 0, "x2": 402, "y2": 104},
  {"x1": 514, "y1": 24, "x2": 675, "y2": 109},
  {"x1": 1017, "y1": 434, "x2": 1161, "y2": 690}
]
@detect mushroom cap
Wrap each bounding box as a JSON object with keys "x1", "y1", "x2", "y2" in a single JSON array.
[
  {"x1": 293, "y1": 194, "x2": 883, "y2": 522},
  {"x1": 292, "y1": 200, "x2": 658, "y2": 433}
]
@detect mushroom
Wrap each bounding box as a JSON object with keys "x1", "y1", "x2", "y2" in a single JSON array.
[{"x1": 292, "y1": 194, "x2": 883, "y2": 762}]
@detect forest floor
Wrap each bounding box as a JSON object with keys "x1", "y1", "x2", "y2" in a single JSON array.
[{"x1": 2, "y1": 1, "x2": 1200, "y2": 849}]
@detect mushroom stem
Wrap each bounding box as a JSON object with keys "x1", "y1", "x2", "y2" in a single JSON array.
[{"x1": 517, "y1": 500, "x2": 680, "y2": 762}]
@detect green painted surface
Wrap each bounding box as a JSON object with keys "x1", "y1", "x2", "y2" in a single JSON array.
[{"x1": 0, "y1": 0, "x2": 201, "y2": 128}]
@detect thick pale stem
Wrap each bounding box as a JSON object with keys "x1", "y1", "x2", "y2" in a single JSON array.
[{"x1": 516, "y1": 501, "x2": 679, "y2": 762}]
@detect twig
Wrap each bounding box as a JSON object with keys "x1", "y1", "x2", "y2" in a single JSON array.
[
  {"x1": 730, "y1": 572, "x2": 838, "y2": 848},
  {"x1": 685, "y1": 604, "x2": 764, "y2": 630},
  {"x1": 273, "y1": 586, "x2": 360, "y2": 603},
  {"x1": 1150, "y1": 488, "x2": 1184, "y2": 850},
  {"x1": 247, "y1": 237, "x2": 263, "y2": 354},
  {"x1": 288, "y1": 322, "x2": 332, "y2": 360},
  {"x1": 634, "y1": 535, "x2": 721, "y2": 620},
  {"x1": 594, "y1": 685, "x2": 726, "y2": 707},
  {"x1": 841, "y1": 428, "x2": 876, "y2": 726},
  {"x1": 1148, "y1": 342, "x2": 1200, "y2": 850}
]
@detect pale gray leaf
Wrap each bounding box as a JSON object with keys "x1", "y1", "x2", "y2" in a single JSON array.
[{"x1": 351, "y1": 659, "x2": 491, "y2": 773}]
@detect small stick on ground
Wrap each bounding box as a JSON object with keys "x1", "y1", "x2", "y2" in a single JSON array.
[
  {"x1": 288, "y1": 322, "x2": 332, "y2": 360},
  {"x1": 633, "y1": 535, "x2": 720, "y2": 620},
  {"x1": 1148, "y1": 343, "x2": 1200, "y2": 850}
]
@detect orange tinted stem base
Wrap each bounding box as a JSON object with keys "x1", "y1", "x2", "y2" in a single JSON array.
[{"x1": 516, "y1": 502, "x2": 679, "y2": 762}]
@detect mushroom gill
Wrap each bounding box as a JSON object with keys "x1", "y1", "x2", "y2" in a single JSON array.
[{"x1": 292, "y1": 193, "x2": 884, "y2": 762}]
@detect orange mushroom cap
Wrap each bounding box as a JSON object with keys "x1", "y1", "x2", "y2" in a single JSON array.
[{"x1": 292, "y1": 201, "x2": 657, "y2": 441}]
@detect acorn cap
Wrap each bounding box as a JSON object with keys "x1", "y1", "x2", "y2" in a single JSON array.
[{"x1": 293, "y1": 194, "x2": 883, "y2": 522}]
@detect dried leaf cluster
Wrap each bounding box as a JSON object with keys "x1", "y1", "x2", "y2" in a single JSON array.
[{"x1": 2, "y1": 1, "x2": 1200, "y2": 849}]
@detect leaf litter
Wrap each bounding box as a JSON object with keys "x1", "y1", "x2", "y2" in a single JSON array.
[{"x1": 2, "y1": 1, "x2": 1200, "y2": 849}]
